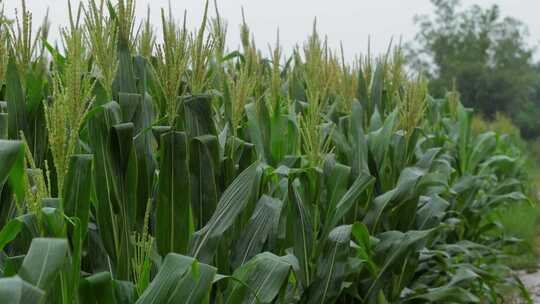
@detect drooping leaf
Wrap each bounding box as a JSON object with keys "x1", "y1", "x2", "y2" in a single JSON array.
[
  {"x1": 0, "y1": 276, "x2": 45, "y2": 304},
  {"x1": 18, "y1": 238, "x2": 69, "y2": 291},
  {"x1": 136, "y1": 253, "x2": 216, "y2": 304},
  {"x1": 231, "y1": 195, "x2": 283, "y2": 268},
  {"x1": 224, "y1": 252, "x2": 291, "y2": 304},
  {"x1": 0, "y1": 140, "x2": 25, "y2": 207},
  {"x1": 189, "y1": 161, "x2": 261, "y2": 263},
  {"x1": 79, "y1": 272, "x2": 136, "y2": 304},
  {"x1": 0, "y1": 217, "x2": 23, "y2": 252}
]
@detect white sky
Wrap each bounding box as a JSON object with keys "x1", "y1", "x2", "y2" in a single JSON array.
[{"x1": 3, "y1": 0, "x2": 540, "y2": 60}]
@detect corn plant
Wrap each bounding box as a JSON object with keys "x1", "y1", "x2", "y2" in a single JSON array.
[{"x1": 0, "y1": 1, "x2": 533, "y2": 303}]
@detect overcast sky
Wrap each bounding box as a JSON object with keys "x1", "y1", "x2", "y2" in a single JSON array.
[{"x1": 3, "y1": 0, "x2": 540, "y2": 60}]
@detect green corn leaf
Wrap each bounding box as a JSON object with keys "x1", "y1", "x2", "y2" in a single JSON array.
[
  {"x1": 79, "y1": 272, "x2": 136, "y2": 304},
  {"x1": 184, "y1": 94, "x2": 217, "y2": 137},
  {"x1": 322, "y1": 157, "x2": 351, "y2": 231},
  {"x1": 231, "y1": 195, "x2": 283, "y2": 268},
  {"x1": 323, "y1": 172, "x2": 374, "y2": 237},
  {"x1": 350, "y1": 101, "x2": 369, "y2": 176},
  {"x1": 88, "y1": 101, "x2": 122, "y2": 261},
  {"x1": 190, "y1": 135, "x2": 219, "y2": 229},
  {"x1": 41, "y1": 203, "x2": 66, "y2": 237},
  {"x1": 79, "y1": 272, "x2": 118, "y2": 304},
  {"x1": 370, "y1": 63, "x2": 384, "y2": 115},
  {"x1": 351, "y1": 222, "x2": 378, "y2": 274},
  {"x1": 0, "y1": 112, "x2": 7, "y2": 139},
  {"x1": 289, "y1": 178, "x2": 314, "y2": 287},
  {"x1": 88, "y1": 102, "x2": 137, "y2": 279},
  {"x1": 63, "y1": 154, "x2": 93, "y2": 239},
  {"x1": 245, "y1": 103, "x2": 271, "y2": 163},
  {"x1": 0, "y1": 276, "x2": 45, "y2": 304},
  {"x1": 189, "y1": 161, "x2": 261, "y2": 263},
  {"x1": 5, "y1": 54, "x2": 27, "y2": 139},
  {"x1": 156, "y1": 131, "x2": 192, "y2": 256},
  {"x1": 224, "y1": 252, "x2": 291, "y2": 304},
  {"x1": 18, "y1": 238, "x2": 68, "y2": 291},
  {"x1": 119, "y1": 93, "x2": 142, "y2": 123},
  {"x1": 303, "y1": 225, "x2": 352, "y2": 303},
  {"x1": 120, "y1": 92, "x2": 156, "y2": 227},
  {"x1": 365, "y1": 229, "x2": 435, "y2": 301},
  {"x1": 457, "y1": 105, "x2": 473, "y2": 174},
  {"x1": 364, "y1": 149, "x2": 440, "y2": 232},
  {"x1": 368, "y1": 110, "x2": 397, "y2": 170},
  {"x1": 113, "y1": 38, "x2": 137, "y2": 96},
  {"x1": 136, "y1": 253, "x2": 216, "y2": 304},
  {"x1": 0, "y1": 140, "x2": 25, "y2": 204},
  {"x1": 415, "y1": 195, "x2": 449, "y2": 229},
  {"x1": 0, "y1": 217, "x2": 23, "y2": 252}
]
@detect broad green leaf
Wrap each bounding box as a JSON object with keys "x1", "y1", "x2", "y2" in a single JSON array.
[
  {"x1": 128, "y1": 92, "x2": 156, "y2": 227},
  {"x1": 415, "y1": 195, "x2": 449, "y2": 229},
  {"x1": 0, "y1": 217, "x2": 23, "y2": 252},
  {"x1": 156, "y1": 131, "x2": 192, "y2": 256},
  {"x1": 289, "y1": 178, "x2": 314, "y2": 287},
  {"x1": 405, "y1": 269, "x2": 480, "y2": 303},
  {"x1": 88, "y1": 101, "x2": 122, "y2": 262},
  {"x1": 364, "y1": 148, "x2": 439, "y2": 232},
  {"x1": 350, "y1": 101, "x2": 369, "y2": 176},
  {"x1": 136, "y1": 253, "x2": 216, "y2": 304},
  {"x1": 327, "y1": 173, "x2": 374, "y2": 233},
  {"x1": 190, "y1": 135, "x2": 219, "y2": 229},
  {"x1": 119, "y1": 93, "x2": 141, "y2": 123},
  {"x1": 232, "y1": 195, "x2": 283, "y2": 268},
  {"x1": 0, "y1": 140, "x2": 25, "y2": 204},
  {"x1": 110, "y1": 122, "x2": 139, "y2": 279},
  {"x1": 368, "y1": 110, "x2": 397, "y2": 169},
  {"x1": 246, "y1": 103, "x2": 271, "y2": 163},
  {"x1": 80, "y1": 272, "x2": 117, "y2": 304},
  {"x1": 370, "y1": 63, "x2": 384, "y2": 115},
  {"x1": 457, "y1": 105, "x2": 473, "y2": 173},
  {"x1": 352, "y1": 222, "x2": 377, "y2": 274},
  {"x1": 0, "y1": 140, "x2": 23, "y2": 189},
  {"x1": 113, "y1": 37, "x2": 137, "y2": 96},
  {"x1": 365, "y1": 229, "x2": 435, "y2": 300},
  {"x1": 184, "y1": 94, "x2": 217, "y2": 137},
  {"x1": 224, "y1": 252, "x2": 291, "y2": 304},
  {"x1": 79, "y1": 272, "x2": 136, "y2": 304},
  {"x1": 303, "y1": 225, "x2": 352, "y2": 303},
  {"x1": 0, "y1": 112, "x2": 8, "y2": 139},
  {"x1": 18, "y1": 238, "x2": 68, "y2": 291},
  {"x1": 5, "y1": 54, "x2": 27, "y2": 139},
  {"x1": 88, "y1": 102, "x2": 138, "y2": 280},
  {"x1": 0, "y1": 276, "x2": 45, "y2": 304},
  {"x1": 189, "y1": 161, "x2": 261, "y2": 263},
  {"x1": 322, "y1": 157, "x2": 351, "y2": 229},
  {"x1": 63, "y1": 154, "x2": 93, "y2": 239}
]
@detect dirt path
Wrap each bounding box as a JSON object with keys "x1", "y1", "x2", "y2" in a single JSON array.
[{"x1": 518, "y1": 270, "x2": 540, "y2": 302}]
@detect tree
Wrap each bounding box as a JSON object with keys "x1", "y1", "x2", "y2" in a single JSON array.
[{"x1": 408, "y1": 0, "x2": 540, "y2": 138}]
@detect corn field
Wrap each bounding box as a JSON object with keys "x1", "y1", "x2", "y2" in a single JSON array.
[{"x1": 0, "y1": 0, "x2": 533, "y2": 303}]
